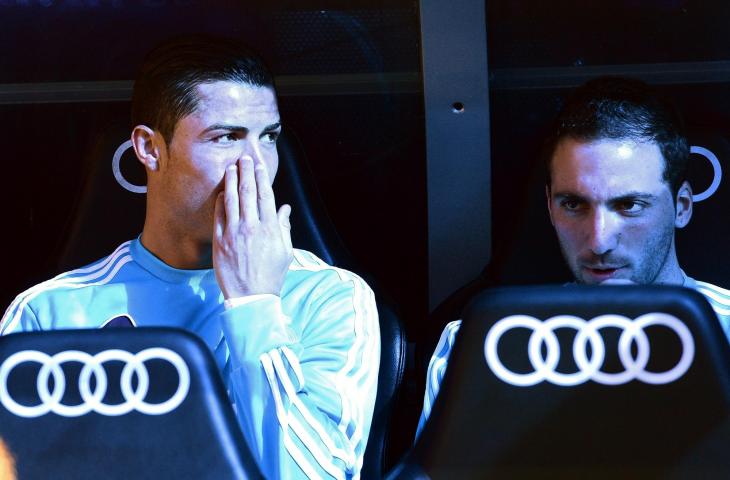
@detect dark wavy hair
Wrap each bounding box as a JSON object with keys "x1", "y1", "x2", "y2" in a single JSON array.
[
  {"x1": 545, "y1": 76, "x2": 689, "y2": 197},
  {"x1": 131, "y1": 34, "x2": 274, "y2": 144}
]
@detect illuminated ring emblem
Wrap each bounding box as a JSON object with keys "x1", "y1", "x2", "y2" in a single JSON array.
[
  {"x1": 484, "y1": 313, "x2": 694, "y2": 387},
  {"x1": 0, "y1": 348, "x2": 190, "y2": 417},
  {"x1": 112, "y1": 140, "x2": 147, "y2": 194},
  {"x1": 690, "y1": 145, "x2": 722, "y2": 202}
]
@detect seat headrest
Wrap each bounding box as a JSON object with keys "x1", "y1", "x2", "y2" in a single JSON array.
[
  {"x1": 413, "y1": 285, "x2": 730, "y2": 478},
  {"x1": 0, "y1": 328, "x2": 261, "y2": 479}
]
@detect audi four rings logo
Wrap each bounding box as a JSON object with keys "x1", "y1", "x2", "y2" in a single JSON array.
[
  {"x1": 0, "y1": 348, "x2": 190, "y2": 418},
  {"x1": 484, "y1": 313, "x2": 695, "y2": 387}
]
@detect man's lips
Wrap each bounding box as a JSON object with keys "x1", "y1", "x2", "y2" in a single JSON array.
[{"x1": 582, "y1": 265, "x2": 626, "y2": 279}]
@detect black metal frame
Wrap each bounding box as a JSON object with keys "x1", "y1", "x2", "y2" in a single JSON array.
[{"x1": 419, "y1": 0, "x2": 492, "y2": 311}]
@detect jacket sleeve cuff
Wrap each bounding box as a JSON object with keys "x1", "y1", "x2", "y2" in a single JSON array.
[
  {"x1": 224, "y1": 293, "x2": 278, "y2": 310},
  {"x1": 220, "y1": 295, "x2": 297, "y2": 362}
]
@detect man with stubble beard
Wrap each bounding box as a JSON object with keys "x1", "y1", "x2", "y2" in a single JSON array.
[{"x1": 417, "y1": 76, "x2": 730, "y2": 435}]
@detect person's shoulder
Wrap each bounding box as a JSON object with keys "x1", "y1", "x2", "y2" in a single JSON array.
[
  {"x1": 285, "y1": 249, "x2": 377, "y2": 327},
  {"x1": 444, "y1": 319, "x2": 462, "y2": 339},
  {"x1": 8, "y1": 241, "x2": 137, "y2": 307},
  {"x1": 285, "y1": 250, "x2": 378, "y2": 346},
  {"x1": 289, "y1": 249, "x2": 371, "y2": 289},
  {"x1": 1, "y1": 241, "x2": 138, "y2": 333},
  {"x1": 694, "y1": 279, "x2": 730, "y2": 295},
  {"x1": 289, "y1": 248, "x2": 331, "y2": 271},
  {"x1": 435, "y1": 320, "x2": 462, "y2": 354},
  {"x1": 693, "y1": 279, "x2": 730, "y2": 312}
]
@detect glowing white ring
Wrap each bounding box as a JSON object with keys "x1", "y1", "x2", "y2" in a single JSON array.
[
  {"x1": 0, "y1": 351, "x2": 53, "y2": 417},
  {"x1": 128, "y1": 348, "x2": 189, "y2": 415},
  {"x1": 0, "y1": 348, "x2": 189, "y2": 417},
  {"x1": 690, "y1": 145, "x2": 721, "y2": 202},
  {"x1": 484, "y1": 313, "x2": 694, "y2": 387},
  {"x1": 112, "y1": 140, "x2": 147, "y2": 194},
  {"x1": 484, "y1": 315, "x2": 545, "y2": 386},
  {"x1": 632, "y1": 313, "x2": 694, "y2": 384}
]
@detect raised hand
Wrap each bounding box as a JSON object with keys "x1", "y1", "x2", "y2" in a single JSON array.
[{"x1": 213, "y1": 155, "x2": 293, "y2": 299}]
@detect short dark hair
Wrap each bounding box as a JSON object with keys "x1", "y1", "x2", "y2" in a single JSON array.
[
  {"x1": 131, "y1": 34, "x2": 275, "y2": 143},
  {"x1": 545, "y1": 76, "x2": 689, "y2": 197}
]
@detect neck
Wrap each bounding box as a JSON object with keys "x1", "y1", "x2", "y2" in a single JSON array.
[
  {"x1": 140, "y1": 208, "x2": 213, "y2": 270},
  {"x1": 651, "y1": 241, "x2": 685, "y2": 286}
]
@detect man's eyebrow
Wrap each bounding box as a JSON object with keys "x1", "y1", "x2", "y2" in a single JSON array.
[
  {"x1": 551, "y1": 191, "x2": 658, "y2": 202},
  {"x1": 201, "y1": 124, "x2": 249, "y2": 135},
  {"x1": 263, "y1": 122, "x2": 282, "y2": 131},
  {"x1": 551, "y1": 191, "x2": 585, "y2": 200},
  {"x1": 610, "y1": 192, "x2": 657, "y2": 202},
  {"x1": 201, "y1": 122, "x2": 281, "y2": 134}
]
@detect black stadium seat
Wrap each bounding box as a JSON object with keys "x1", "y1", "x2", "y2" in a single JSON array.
[
  {"x1": 55, "y1": 123, "x2": 406, "y2": 477},
  {"x1": 0, "y1": 327, "x2": 262, "y2": 479},
  {"x1": 420, "y1": 124, "x2": 730, "y2": 442},
  {"x1": 391, "y1": 285, "x2": 730, "y2": 479}
]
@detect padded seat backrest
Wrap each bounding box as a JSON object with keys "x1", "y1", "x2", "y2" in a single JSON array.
[
  {"x1": 0, "y1": 327, "x2": 261, "y2": 479},
  {"x1": 397, "y1": 285, "x2": 730, "y2": 479}
]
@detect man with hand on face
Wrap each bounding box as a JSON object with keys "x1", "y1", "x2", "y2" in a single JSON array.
[
  {"x1": 417, "y1": 76, "x2": 730, "y2": 435},
  {"x1": 0, "y1": 35, "x2": 380, "y2": 479}
]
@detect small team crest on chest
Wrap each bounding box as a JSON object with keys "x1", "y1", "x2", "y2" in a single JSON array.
[{"x1": 100, "y1": 314, "x2": 137, "y2": 328}]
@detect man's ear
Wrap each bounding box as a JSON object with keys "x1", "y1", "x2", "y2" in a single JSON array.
[
  {"x1": 131, "y1": 125, "x2": 164, "y2": 172},
  {"x1": 546, "y1": 184, "x2": 555, "y2": 226},
  {"x1": 675, "y1": 180, "x2": 693, "y2": 229}
]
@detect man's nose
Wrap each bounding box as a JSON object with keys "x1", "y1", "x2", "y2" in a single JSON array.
[
  {"x1": 240, "y1": 141, "x2": 263, "y2": 163},
  {"x1": 588, "y1": 208, "x2": 620, "y2": 255}
]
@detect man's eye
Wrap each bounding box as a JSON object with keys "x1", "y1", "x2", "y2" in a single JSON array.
[
  {"x1": 262, "y1": 131, "x2": 280, "y2": 144},
  {"x1": 212, "y1": 133, "x2": 239, "y2": 144},
  {"x1": 561, "y1": 199, "x2": 583, "y2": 211},
  {"x1": 616, "y1": 201, "x2": 645, "y2": 214}
]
